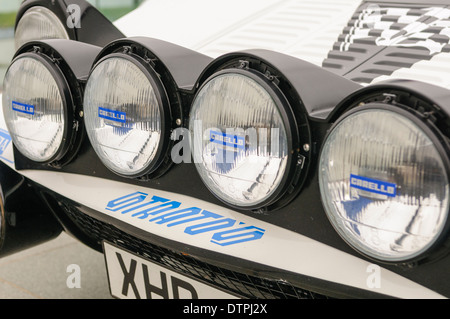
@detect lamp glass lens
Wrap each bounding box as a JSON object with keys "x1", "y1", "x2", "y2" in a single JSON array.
[
  {"x1": 319, "y1": 108, "x2": 449, "y2": 261},
  {"x1": 15, "y1": 6, "x2": 69, "y2": 50},
  {"x1": 189, "y1": 72, "x2": 289, "y2": 207},
  {"x1": 84, "y1": 56, "x2": 162, "y2": 176},
  {"x1": 2, "y1": 55, "x2": 65, "y2": 162}
]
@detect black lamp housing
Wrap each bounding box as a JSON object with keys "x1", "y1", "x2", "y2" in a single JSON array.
[
  {"x1": 322, "y1": 79, "x2": 450, "y2": 265},
  {"x1": 11, "y1": 39, "x2": 102, "y2": 169},
  {"x1": 191, "y1": 50, "x2": 362, "y2": 212},
  {"x1": 84, "y1": 36, "x2": 214, "y2": 180},
  {"x1": 15, "y1": 0, "x2": 125, "y2": 47}
]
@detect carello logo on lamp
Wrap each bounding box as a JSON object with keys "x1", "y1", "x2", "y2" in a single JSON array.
[
  {"x1": 350, "y1": 174, "x2": 397, "y2": 197},
  {"x1": 209, "y1": 130, "x2": 245, "y2": 150},
  {"x1": 98, "y1": 107, "x2": 127, "y2": 123},
  {"x1": 12, "y1": 101, "x2": 34, "y2": 115}
]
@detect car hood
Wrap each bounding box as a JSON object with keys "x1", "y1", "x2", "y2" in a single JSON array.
[{"x1": 114, "y1": 0, "x2": 450, "y2": 89}]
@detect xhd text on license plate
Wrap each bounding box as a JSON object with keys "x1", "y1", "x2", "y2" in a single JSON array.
[{"x1": 103, "y1": 242, "x2": 238, "y2": 299}]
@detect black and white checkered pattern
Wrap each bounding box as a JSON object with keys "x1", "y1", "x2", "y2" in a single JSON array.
[
  {"x1": 323, "y1": 4, "x2": 450, "y2": 83},
  {"x1": 341, "y1": 6, "x2": 450, "y2": 54}
]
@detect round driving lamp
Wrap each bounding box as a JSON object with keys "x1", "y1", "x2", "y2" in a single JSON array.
[
  {"x1": 189, "y1": 53, "x2": 312, "y2": 211},
  {"x1": 319, "y1": 81, "x2": 450, "y2": 264},
  {"x1": 2, "y1": 40, "x2": 101, "y2": 167},
  {"x1": 15, "y1": 6, "x2": 69, "y2": 50},
  {"x1": 83, "y1": 37, "x2": 211, "y2": 179},
  {"x1": 14, "y1": 1, "x2": 125, "y2": 49},
  {"x1": 84, "y1": 53, "x2": 170, "y2": 177}
]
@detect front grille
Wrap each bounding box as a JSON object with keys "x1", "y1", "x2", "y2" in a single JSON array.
[{"x1": 59, "y1": 200, "x2": 329, "y2": 299}]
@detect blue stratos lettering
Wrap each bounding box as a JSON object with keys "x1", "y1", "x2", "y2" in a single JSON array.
[
  {"x1": 12, "y1": 101, "x2": 34, "y2": 115},
  {"x1": 0, "y1": 129, "x2": 13, "y2": 164},
  {"x1": 106, "y1": 192, "x2": 265, "y2": 246},
  {"x1": 98, "y1": 107, "x2": 126, "y2": 123},
  {"x1": 350, "y1": 174, "x2": 397, "y2": 197},
  {"x1": 210, "y1": 130, "x2": 245, "y2": 150},
  {"x1": 0, "y1": 129, "x2": 12, "y2": 159}
]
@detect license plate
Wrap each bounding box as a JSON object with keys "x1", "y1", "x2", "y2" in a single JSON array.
[{"x1": 103, "y1": 242, "x2": 238, "y2": 299}]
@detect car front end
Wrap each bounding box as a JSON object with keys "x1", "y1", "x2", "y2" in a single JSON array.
[{"x1": 0, "y1": 0, "x2": 449, "y2": 300}]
